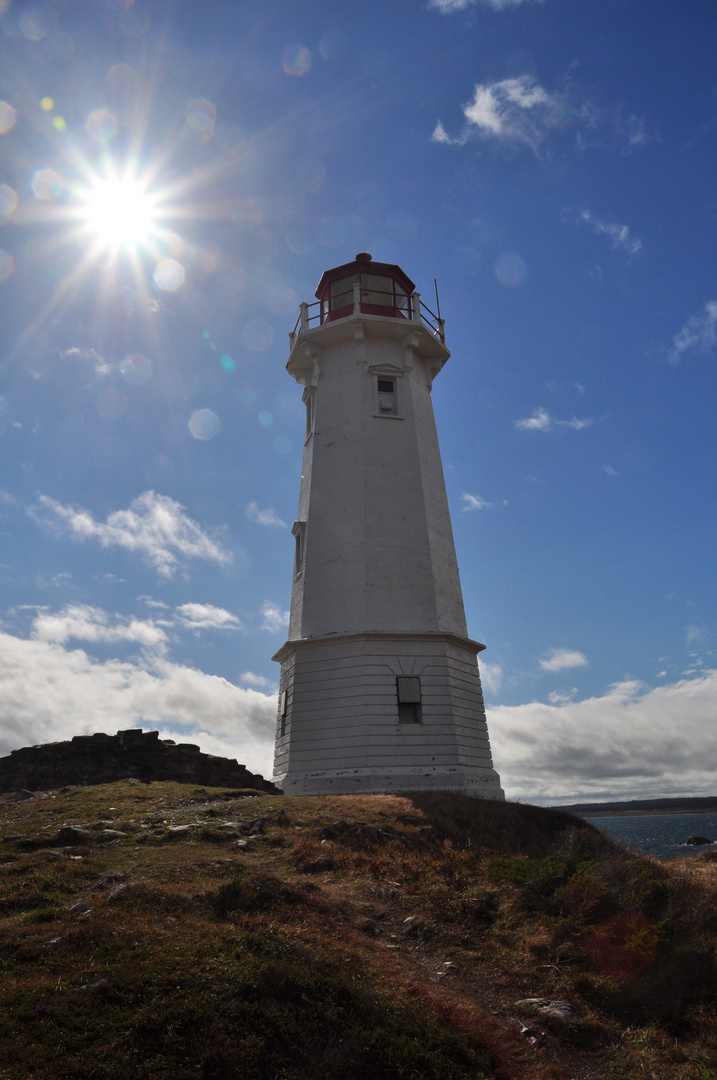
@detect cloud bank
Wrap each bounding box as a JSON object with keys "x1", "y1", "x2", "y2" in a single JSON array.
[
  {"x1": 489, "y1": 670, "x2": 717, "y2": 803},
  {"x1": 29, "y1": 491, "x2": 232, "y2": 580},
  {"x1": 0, "y1": 628, "x2": 277, "y2": 778}
]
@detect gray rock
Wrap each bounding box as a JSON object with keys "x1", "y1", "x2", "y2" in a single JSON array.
[
  {"x1": 516, "y1": 998, "x2": 575, "y2": 1020},
  {"x1": 681, "y1": 835, "x2": 713, "y2": 846},
  {"x1": 68, "y1": 902, "x2": 91, "y2": 915}
]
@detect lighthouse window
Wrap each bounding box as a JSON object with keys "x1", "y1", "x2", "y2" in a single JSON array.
[
  {"x1": 303, "y1": 387, "x2": 315, "y2": 439},
  {"x1": 397, "y1": 676, "x2": 422, "y2": 724},
  {"x1": 292, "y1": 521, "x2": 306, "y2": 577},
  {"x1": 376, "y1": 377, "x2": 397, "y2": 415},
  {"x1": 330, "y1": 274, "x2": 358, "y2": 311}
]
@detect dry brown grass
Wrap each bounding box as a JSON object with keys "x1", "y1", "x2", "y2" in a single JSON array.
[{"x1": 0, "y1": 783, "x2": 715, "y2": 1079}]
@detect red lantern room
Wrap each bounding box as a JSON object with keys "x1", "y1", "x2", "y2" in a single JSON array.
[
  {"x1": 316, "y1": 252, "x2": 415, "y2": 323},
  {"x1": 290, "y1": 252, "x2": 445, "y2": 346}
]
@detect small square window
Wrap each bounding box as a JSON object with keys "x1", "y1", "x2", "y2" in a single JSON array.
[{"x1": 397, "y1": 676, "x2": 422, "y2": 724}]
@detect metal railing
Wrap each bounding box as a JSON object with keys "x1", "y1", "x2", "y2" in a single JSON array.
[{"x1": 290, "y1": 282, "x2": 445, "y2": 346}]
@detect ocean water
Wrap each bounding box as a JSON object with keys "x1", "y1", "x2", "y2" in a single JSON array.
[{"x1": 584, "y1": 811, "x2": 717, "y2": 861}]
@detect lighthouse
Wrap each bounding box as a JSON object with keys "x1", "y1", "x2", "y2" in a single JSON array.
[{"x1": 272, "y1": 253, "x2": 504, "y2": 799}]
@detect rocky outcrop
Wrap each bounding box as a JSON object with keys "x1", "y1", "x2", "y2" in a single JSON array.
[{"x1": 0, "y1": 729, "x2": 278, "y2": 794}]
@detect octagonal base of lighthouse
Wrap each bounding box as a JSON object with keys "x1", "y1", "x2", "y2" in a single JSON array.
[{"x1": 272, "y1": 632, "x2": 505, "y2": 800}]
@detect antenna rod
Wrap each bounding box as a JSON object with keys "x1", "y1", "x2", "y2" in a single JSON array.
[{"x1": 434, "y1": 278, "x2": 441, "y2": 320}]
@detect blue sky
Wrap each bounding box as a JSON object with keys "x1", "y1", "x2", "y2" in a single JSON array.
[{"x1": 0, "y1": 0, "x2": 715, "y2": 803}]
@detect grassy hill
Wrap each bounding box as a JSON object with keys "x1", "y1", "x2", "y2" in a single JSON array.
[{"x1": 0, "y1": 783, "x2": 715, "y2": 1080}]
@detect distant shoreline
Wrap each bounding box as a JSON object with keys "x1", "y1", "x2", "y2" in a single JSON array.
[{"x1": 552, "y1": 795, "x2": 717, "y2": 819}]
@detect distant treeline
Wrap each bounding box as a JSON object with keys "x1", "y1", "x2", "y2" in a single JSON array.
[{"x1": 554, "y1": 795, "x2": 717, "y2": 815}]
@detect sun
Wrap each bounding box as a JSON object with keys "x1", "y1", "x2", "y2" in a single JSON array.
[{"x1": 78, "y1": 172, "x2": 160, "y2": 253}]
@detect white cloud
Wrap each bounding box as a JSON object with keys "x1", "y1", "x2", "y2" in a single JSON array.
[
  {"x1": 515, "y1": 407, "x2": 552, "y2": 431},
  {"x1": 514, "y1": 408, "x2": 592, "y2": 432},
  {"x1": 434, "y1": 75, "x2": 564, "y2": 153},
  {"x1": 0, "y1": 628, "x2": 276, "y2": 778},
  {"x1": 261, "y1": 601, "x2": 290, "y2": 633},
  {"x1": 31, "y1": 604, "x2": 167, "y2": 650},
  {"x1": 489, "y1": 671, "x2": 717, "y2": 802},
  {"x1": 479, "y1": 660, "x2": 503, "y2": 695},
  {"x1": 175, "y1": 603, "x2": 242, "y2": 631},
  {"x1": 669, "y1": 301, "x2": 717, "y2": 364},
  {"x1": 574, "y1": 209, "x2": 642, "y2": 256},
  {"x1": 429, "y1": 0, "x2": 544, "y2": 13},
  {"x1": 539, "y1": 648, "x2": 589, "y2": 673},
  {"x1": 602, "y1": 465, "x2": 618, "y2": 476},
  {"x1": 29, "y1": 490, "x2": 232, "y2": 581},
  {"x1": 462, "y1": 493, "x2": 493, "y2": 511},
  {"x1": 240, "y1": 671, "x2": 274, "y2": 689},
  {"x1": 246, "y1": 501, "x2": 287, "y2": 528}
]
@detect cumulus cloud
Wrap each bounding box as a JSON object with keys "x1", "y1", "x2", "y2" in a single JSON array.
[
  {"x1": 240, "y1": 671, "x2": 274, "y2": 689},
  {"x1": 488, "y1": 671, "x2": 717, "y2": 803},
  {"x1": 261, "y1": 601, "x2": 290, "y2": 633},
  {"x1": 514, "y1": 409, "x2": 592, "y2": 432},
  {"x1": 539, "y1": 648, "x2": 589, "y2": 672},
  {"x1": 429, "y1": 0, "x2": 544, "y2": 13},
  {"x1": 573, "y1": 209, "x2": 642, "y2": 255},
  {"x1": 669, "y1": 301, "x2": 717, "y2": 364},
  {"x1": 175, "y1": 603, "x2": 242, "y2": 631},
  {"x1": 462, "y1": 493, "x2": 493, "y2": 511},
  {"x1": 433, "y1": 75, "x2": 566, "y2": 153},
  {"x1": 246, "y1": 502, "x2": 287, "y2": 528},
  {"x1": 32, "y1": 604, "x2": 167, "y2": 650},
  {"x1": 29, "y1": 490, "x2": 232, "y2": 580},
  {"x1": 0, "y1": 628, "x2": 276, "y2": 777}
]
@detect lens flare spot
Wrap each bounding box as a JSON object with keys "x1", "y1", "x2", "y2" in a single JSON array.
[
  {"x1": 219, "y1": 354, "x2": 236, "y2": 373},
  {"x1": 52, "y1": 116, "x2": 67, "y2": 131},
  {"x1": 154, "y1": 259, "x2": 185, "y2": 291},
  {"x1": 186, "y1": 99, "x2": 215, "y2": 141},
  {"x1": 31, "y1": 168, "x2": 62, "y2": 200},
  {"x1": 494, "y1": 251, "x2": 527, "y2": 288},
  {"x1": 0, "y1": 185, "x2": 18, "y2": 218},
  {"x1": 0, "y1": 250, "x2": 14, "y2": 281},
  {"x1": 40, "y1": 97, "x2": 54, "y2": 111},
  {"x1": 97, "y1": 387, "x2": 128, "y2": 419},
  {"x1": 143, "y1": 454, "x2": 174, "y2": 485},
  {"x1": 189, "y1": 408, "x2": 220, "y2": 440},
  {"x1": 242, "y1": 319, "x2": 274, "y2": 351},
  {"x1": 20, "y1": 4, "x2": 58, "y2": 41},
  {"x1": 202, "y1": 330, "x2": 211, "y2": 340},
  {"x1": 318, "y1": 30, "x2": 347, "y2": 60},
  {"x1": 118, "y1": 5, "x2": 149, "y2": 37},
  {"x1": 282, "y1": 44, "x2": 312, "y2": 76},
  {"x1": 215, "y1": 121, "x2": 247, "y2": 153},
  {"x1": 86, "y1": 109, "x2": 116, "y2": 141},
  {"x1": 258, "y1": 410, "x2": 274, "y2": 428},
  {"x1": 0, "y1": 101, "x2": 17, "y2": 133},
  {"x1": 120, "y1": 352, "x2": 151, "y2": 384},
  {"x1": 43, "y1": 30, "x2": 74, "y2": 61}
]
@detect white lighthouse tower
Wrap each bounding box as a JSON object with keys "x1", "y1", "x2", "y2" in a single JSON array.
[{"x1": 272, "y1": 253, "x2": 503, "y2": 799}]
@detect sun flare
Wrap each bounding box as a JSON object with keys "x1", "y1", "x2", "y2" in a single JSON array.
[{"x1": 79, "y1": 174, "x2": 159, "y2": 252}]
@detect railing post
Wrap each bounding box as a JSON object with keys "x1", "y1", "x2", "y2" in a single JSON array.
[
  {"x1": 412, "y1": 291, "x2": 421, "y2": 322},
  {"x1": 437, "y1": 317, "x2": 446, "y2": 345},
  {"x1": 353, "y1": 281, "x2": 361, "y2": 315},
  {"x1": 299, "y1": 302, "x2": 309, "y2": 333}
]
